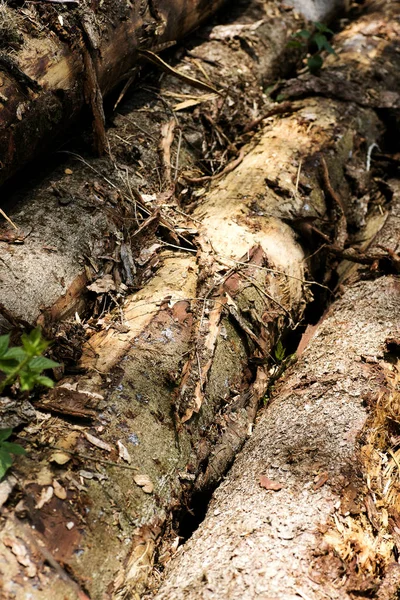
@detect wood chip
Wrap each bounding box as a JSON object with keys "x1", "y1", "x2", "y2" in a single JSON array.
[
  {"x1": 313, "y1": 472, "x2": 329, "y2": 491},
  {"x1": 133, "y1": 473, "x2": 154, "y2": 494},
  {"x1": 53, "y1": 479, "x2": 67, "y2": 500},
  {"x1": 35, "y1": 486, "x2": 54, "y2": 509},
  {"x1": 117, "y1": 440, "x2": 132, "y2": 463}
]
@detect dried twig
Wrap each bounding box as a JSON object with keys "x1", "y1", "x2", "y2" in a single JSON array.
[
  {"x1": 0, "y1": 207, "x2": 18, "y2": 230},
  {"x1": 243, "y1": 101, "x2": 294, "y2": 133},
  {"x1": 137, "y1": 49, "x2": 222, "y2": 95},
  {"x1": 183, "y1": 147, "x2": 245, "y2": 184}
]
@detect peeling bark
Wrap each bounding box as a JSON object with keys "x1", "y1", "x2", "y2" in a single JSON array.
[
  {"x1": 0, "y1": 0, "x2": 228, "y2": 186},
  {"x1": 152, "y1": 178, "x2": 400, "y2": 600},
  {"x1": 0, "y1": 0, "x2": 398, "y2": 598},
  {"x1": 0, "y1": 91, "x2": 384, "y2": 600},
  {"x1": 0, "y1": 0, "x2": 300, "y2": 325}
]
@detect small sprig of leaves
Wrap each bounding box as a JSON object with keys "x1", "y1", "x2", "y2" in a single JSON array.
[
  {"x1": 274, "y1": 339, "x2": 286, "y2": 363},
  {"x1": 0, "y1": 328, "x2": 59, "y2": 479},
  {"x1": 288, "y1": 21, "x2": 335, "y2": 73}
]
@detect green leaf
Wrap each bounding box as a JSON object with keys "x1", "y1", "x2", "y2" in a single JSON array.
[
  {"x1": 34, "y1": 375, "x2": 56, "y2": 388},
  {"x1": 3, "y1": 347, "x2": 26, "y2": 361},
  {"x1": 287, "y1": 39, "x2": 303, "y2": 49},
  {"x1": 28, "y1": 328, "x2": 42, "y2": 347},
  {"x1": 314, "y1": 22, "x2": 333, "y2": 34},
  {"x1": 321, "y1": 38, "x2": 335, "y2": 54},
  {"x1": 0, "y1": 429, "x2": 12, "y2": 442},
  {"x1": 21, "y1": 330, "x2": 49, "y2": 356},
  {"x1": 0, "y1": 358, "x2": 19, "y2": 373},
  {"x1": 295, "y1": 29, "x2": 311, "y2": 39},
  {"x1": 307, "y1": 54, "x2": 323, "y2": 73},
  {"x1": 0, "y1": 447, "x2": 13, "y2": 480},
  {"x1": 274, "y1": 340, "x2": 286, "y2": 362},
  {"x1": 276, "y1": 94, "x2": 287, "y2": 103},
  {"x1": 2, "y1": 441, "x2": 25, "y2": 456},
  {"x1": 28, "y1": 356, "x2": 60, "y2": 373},
  {"x1": 1, "y1": 441, "x2": 26, "y2": 455},
  {"x1": 312, "y1": 33, "x2": 335, "y2": 55},
  {"x1": 0, "y1": 335, "x2": 10, "y2": 358},
  {"x1": 18, "y1": 371, "x2": 37, "y2": 392},
  {"x1": 313, "y1": 32, "x2": 327, "y2": 52}
]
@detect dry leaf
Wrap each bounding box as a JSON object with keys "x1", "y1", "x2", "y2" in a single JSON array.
[
  {"x1": 49, "y1": 451, "x2": 71, "y2": 465},
  {"x1": 53, "y1": 479, "x2": 67, "y2": 500},
  {"x1": 134, "y1": 474, "x2": 154, "y2": 494},
  {"x1": 313, "y1": 472, "x2": 329, "y2": 491},
  {"x1": 87, "y1": 274, "x2": 116, "y2": 294},
  {"x1": 117, "y1": 440, "x2": 132, "y2": 463},
  {"x1": 84, "y1": 431, "x2": 112, "y2": 452},
  {"x1": 259, "y1": 475, "x2": 283, "y2": 491}
]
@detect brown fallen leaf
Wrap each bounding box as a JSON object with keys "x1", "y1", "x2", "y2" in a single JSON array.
[
  {"x1": 84, "y1": 431, "x2": 112, "y2": 452},
  {"x1": 259, "y1": 475, "x2": 283, "y2": 491},
  {"x1": 53, "y1": 479, "x2": 67, "y2": 500},
  {"x1": 49, "y1": 451, "x2": 71, "y2": 465},
  {"x1": 87, "y1": 274, "x2": 116, "y2": 294}
]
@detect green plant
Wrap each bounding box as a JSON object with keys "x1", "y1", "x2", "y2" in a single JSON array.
[
  {"x1": 288, "y1": 22, "x2": 335, "y2": 73},
  {"x1": 0, "y1": 328, "x2": 59, "y2": 479},
  {"x1": 274, "y1": 340, "x2": 286, "y2": 363}
]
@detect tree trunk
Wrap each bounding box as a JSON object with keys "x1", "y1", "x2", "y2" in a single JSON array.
[
  {"x1": 152, "y1": 183, "x2": 400, "y2": 600},
  {"x1": 0, "y1": 0, "x2": 301, "y2": 326},
  {"x1": 149, "y1": 2, "x2": 400, "y2": 597},
  {"x1": 1, "y1": 0, "x2": 398, "y2": 599},
  {"x1": 0, "y1": 0, "x2": 227, "y2": 187},
  {"x1": 0, "y1": 77, "x2": 383, "y2": 600},
  {"x1": 152, "y1": 197, "x2": 400, "y2": 600}
]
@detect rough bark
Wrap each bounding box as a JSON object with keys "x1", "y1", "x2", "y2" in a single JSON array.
[
  {"x1": 152, "y1": 179, "x2": 400, "y2": 600},
  {"x1": 0, "y1": 1, "x2": 397, "y2": 599},
  {"x1": 150, "y1": 3, "x2": 400, "y2": 596},
  {"x1": 0, "y1": 95, "x2": 383, "y2": 600},
  {"x1": 0, "y1": 0, "x2": 301, "y2": 326},
  {"x1": 0, "y1": 0, "x2": 227, "y2": 187}
]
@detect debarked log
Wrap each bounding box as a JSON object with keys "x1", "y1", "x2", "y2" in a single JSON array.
[
  {"x1": 0, "y1": 92, "x2": 383, "y2": 599},
  {"x1": 152, "y1": 183, "x2": 400, "y2": 600}
]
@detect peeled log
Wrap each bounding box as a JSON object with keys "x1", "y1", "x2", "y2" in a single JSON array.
[
  {"x1": 0, "y1": 93, "x2": 383, "y2": 598},
  {"x1": 0, "y1": 2, "x2": 395, "y2": 599},
  {"x1": 0, "y1": 0, "x2": 226, "y2": 186},
  {"x1": 153, "y1": 197, "x2": 400, "y2": 600},
  {"x1": 0, "y1": 0, "x2": 300, "y2": 325}
]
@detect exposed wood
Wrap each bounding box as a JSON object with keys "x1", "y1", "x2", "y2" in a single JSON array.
[
  {"x1": 0, "y1": 0, "x2": 227, "y2": 186},
  {"x1": 0, "y1": 1, "x2": 398, "y2": 598},
  {"x1": 152, "y1": 177, "x2": 400, "y2": 600}
]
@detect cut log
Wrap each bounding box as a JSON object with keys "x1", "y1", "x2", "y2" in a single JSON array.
[
  {"x1": 0, "y1": 90, "x2": 383, "y2": 600},
  {"x1": 0, "y1": 0, "x2": 228, "y2": 186},
  {"x1": 151, "y1": 3, "x2": 400, "y2": 597},
  {"x1": 0, "y1": 0, "x2": 301, "y2": 326},
  {"x1": 0, "y1": 1, "x2": 397, "y2": 599},
  {"x1": 152, "y1": 180, "x2": 400, "y2": 600}
]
